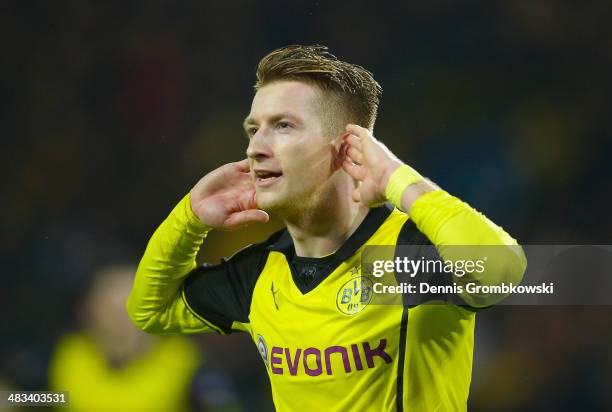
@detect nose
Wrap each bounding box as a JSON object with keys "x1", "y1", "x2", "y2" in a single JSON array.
[{"x1": 246, "y1": 129, "x2": 271, "y2": 161}]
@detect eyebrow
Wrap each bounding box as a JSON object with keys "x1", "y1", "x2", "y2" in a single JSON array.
[{"x1": 242, "y1": 112, "x2": 304, "y2": 130}]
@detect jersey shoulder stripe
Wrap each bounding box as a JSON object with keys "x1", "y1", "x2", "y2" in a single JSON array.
[{"x1": 182, "y1": 229, "x2": 285, "y2": 333}]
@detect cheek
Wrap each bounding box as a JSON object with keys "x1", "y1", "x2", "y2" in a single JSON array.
[{"x1": 280, "y1": 139, "x2": 333, "y2": 174}]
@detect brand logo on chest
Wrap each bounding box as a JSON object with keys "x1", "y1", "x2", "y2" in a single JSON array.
[{"x1": 260, "y1": 339, "x2": 392, "y2": 377}]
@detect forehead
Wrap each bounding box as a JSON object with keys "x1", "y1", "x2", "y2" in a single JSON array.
[{"x1": 248, "y1": 80, "x2": 322, "y2": 120}]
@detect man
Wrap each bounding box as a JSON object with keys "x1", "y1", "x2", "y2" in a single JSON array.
[
  {"x1": 127, "y1": 45, "x2": 526, "y2": 411},
  {"x1": 51, "y1": 264, "x2": 203, "y2": 412}
]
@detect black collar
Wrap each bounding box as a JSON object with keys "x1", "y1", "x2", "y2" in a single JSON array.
[{"x1": 266, "y1": 204, "x2": 393, "y2": 261}]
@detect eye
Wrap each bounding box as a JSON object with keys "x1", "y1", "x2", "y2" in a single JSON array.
[
  {"x1": 246, "y1": 127, "x2": 258, "y2": 138},
  {"x1": 276, "y1": 122, "x2": 293, "y2": 131}
]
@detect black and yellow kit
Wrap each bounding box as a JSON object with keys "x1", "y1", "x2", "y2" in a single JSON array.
[{"x1": 127, "y1": 188, "x2": 526, "y2": 411}]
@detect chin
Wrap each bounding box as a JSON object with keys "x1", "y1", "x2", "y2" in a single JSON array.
[
  {"x1": 257, "y1": 190, "x2": 307, "y2": 215},
  {"x1": 255, "y1": 192, "x2": 285, "y2": 212}
]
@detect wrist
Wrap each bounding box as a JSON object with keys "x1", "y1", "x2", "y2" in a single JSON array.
[
  {"x1": 184, "y1": 193, "x2": 212, "y2": 232},
  {"x1": 384, "y1": 164, "x2": 424, "y2": 210},
  {"x1": 380, "y1": 161, "x2": 402, "y2": 194}
]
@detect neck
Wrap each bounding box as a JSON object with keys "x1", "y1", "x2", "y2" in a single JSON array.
[{"x1": 282, "y1": 184, "x2": 370, "y2": 258}]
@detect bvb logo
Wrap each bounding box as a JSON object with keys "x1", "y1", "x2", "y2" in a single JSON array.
[{"x1": 336, "y1": 277, "x2": 374, "y2": 315}]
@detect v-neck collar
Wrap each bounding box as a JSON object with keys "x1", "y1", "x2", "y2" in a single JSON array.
[{"x1": 266, "y1": 204, "x2": 393, "y2": 294}]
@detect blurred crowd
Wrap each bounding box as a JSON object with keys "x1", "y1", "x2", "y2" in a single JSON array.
[{"x1": 2, "y1": 1, "x2": 611, "y2": 410}]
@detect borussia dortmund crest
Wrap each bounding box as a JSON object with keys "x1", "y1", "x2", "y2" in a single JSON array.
[{"x1": 336, "y1": 276, "x2": 373, "y2": 315}]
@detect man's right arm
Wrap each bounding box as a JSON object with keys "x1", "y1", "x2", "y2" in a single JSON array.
[
  {"x1": 127, "y1": 159, "x2": 269, "y2": 335},
  {"x1": 126, "y1": 193, "x2": 213, "y2": 334}
]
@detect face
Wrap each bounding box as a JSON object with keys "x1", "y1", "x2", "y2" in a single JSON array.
[
  {"x1": 87, "y1": 269, "x2": 138, "y2": 339},
  {"x1": 244, "y1": 80, "x2": 341, "y2": 213}
]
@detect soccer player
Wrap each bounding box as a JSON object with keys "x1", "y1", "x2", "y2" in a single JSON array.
[
  {"x1": 51, "y1": 264, "x2": 203, "y2": 412},
  {"x1": 127, "y1": 45, "x2": 526, "y2": 411}
]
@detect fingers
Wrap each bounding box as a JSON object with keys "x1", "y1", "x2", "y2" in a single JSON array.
[
  {"x1": 346, "y1": 124, "x2": 372, "y2": 142},
  {"x1": 224, "y1": 209, "x2": 270, "y2": 229},
  {"x1": 229, "y1": 159, "x2": 253, "y2": 186},
  {"x1": 346, "y1": 124, "x2": 382, "y2": 159},
  {"x1": 344, "y1": 133, "x2": 362, "y2": 150},
  {"x1": 234, "y1": 158, "x2": 251, "y2": 172},
  {"x1": 342, "y1": 159, "x2": 366, "y2": 181},
  {"x1": 342, "y1": 130, "x2": 366, "y2": 178},
  {"x1": 238, "y1": 176, "x2": 254, "y2": 190},
  {"x1": 342, "y1": 132, "x2": 365, "y2": 165},
  {"x1": 347, "y1": 146, "x2": 364, "y2": 164}
]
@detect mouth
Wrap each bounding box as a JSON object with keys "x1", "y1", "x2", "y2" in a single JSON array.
[{"x1": 254, "y1": 170, "x2": 283, "y2": 187}]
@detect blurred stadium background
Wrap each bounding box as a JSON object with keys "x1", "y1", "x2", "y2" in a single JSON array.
[{"x1": 2, "y1": 1, "x2": 612, "y2": 411}]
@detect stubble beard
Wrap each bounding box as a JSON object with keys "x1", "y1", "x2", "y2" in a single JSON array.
[{"x1": 256, "y1": 180, "x2": 324, "y2": 222}]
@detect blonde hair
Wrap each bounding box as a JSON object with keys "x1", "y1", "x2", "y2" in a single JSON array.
[{"x1": 255, "y1": 45, "x2": 382, "y2": 131}]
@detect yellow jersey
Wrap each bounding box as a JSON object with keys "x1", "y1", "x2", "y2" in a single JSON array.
[{"x1": 127, "y1": 190, "x2": 526, "y2": 411}]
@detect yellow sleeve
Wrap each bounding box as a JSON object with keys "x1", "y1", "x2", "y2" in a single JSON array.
[
  {"x1": 126, "y1": 193, "x2": 213, "y2": 333},
  {"x1": 388, "y1": 166, "x2": 527, "y2": 307}
]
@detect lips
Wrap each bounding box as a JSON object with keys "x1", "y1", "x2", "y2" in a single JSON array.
[{"x1": 254, "y1": 169, "x2": 283, "y2": 187}]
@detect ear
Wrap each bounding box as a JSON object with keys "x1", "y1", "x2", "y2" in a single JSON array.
[{"x1": 332, "y1": 133, "x2": 349, "y2": 170}]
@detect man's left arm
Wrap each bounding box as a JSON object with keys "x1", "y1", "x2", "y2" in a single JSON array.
[{"x1": 341, "y1": 124, "x2": 527, "y2": 308}]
